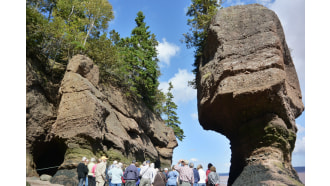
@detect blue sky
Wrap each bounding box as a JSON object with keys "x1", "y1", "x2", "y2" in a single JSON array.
[{"x1": 108, "y1": 0, "x2": 305, "y2": 173}]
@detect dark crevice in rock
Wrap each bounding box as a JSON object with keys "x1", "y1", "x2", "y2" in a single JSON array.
[{"x1": 32, "y1": 136, "x2": 67, "y2": 176}]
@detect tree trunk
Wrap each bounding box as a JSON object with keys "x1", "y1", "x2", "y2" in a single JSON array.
[{"x1": 83, "y1": 19, "x2": 95, "y2": 47}]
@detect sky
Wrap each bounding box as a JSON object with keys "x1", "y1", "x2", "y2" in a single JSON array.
[{"x1": 107, "y1": 0, "x2": 305, "y2": 173}]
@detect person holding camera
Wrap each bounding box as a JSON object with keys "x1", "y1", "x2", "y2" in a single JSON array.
[{"x1": 174, "y1": 159, "x2": 194, "y2": 186}]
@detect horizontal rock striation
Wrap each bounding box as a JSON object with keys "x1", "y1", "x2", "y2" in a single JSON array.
[
  {"x1": 26, "y1": 55, "x2": 177, "y2": 186},
  {"x1": 197, "y1": 4, "x2": 304, "y2": 186}
]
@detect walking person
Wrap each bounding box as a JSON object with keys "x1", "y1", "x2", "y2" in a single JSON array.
[
  {"x1": 77, "y1": 157, "x2": 89, "y2": 186},
  {"x1": 139, "y1": 160, "x2": 154, "y2": 186},
  {"x1": 174, "y1": 159, "x2": 194, "y2": 186},
  {"x1": 153, "y1": 169, "x2": 166, "y2": 186},
  {"x1": 207, "y1": 166, "x2": 220, "y2": 186},
  {"x1": 189, "y1": 163, "x2": 199, "y2": 186},
  {"x1": 109, "y1": 163, "x2": 123, "y2": 186},
  {"x1": 96, "y1": 156, "x2": 108, "y2": 186},
  {"x1": 196, "y1": 165, "x2": 206, "y2": 186},
  {"x1": 123, "y1": 160, "x2": 139, "y2": 186},
  {"x1": 167, "y1": 165, "x2": 179, "y2": 186},
  {"x1": 88, "y1": 158, "x2": 97, "y2": 186}
]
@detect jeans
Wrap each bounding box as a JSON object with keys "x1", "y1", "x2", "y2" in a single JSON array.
[
  {"x1": 112, "y1": 183, "x2": 122, "y2": 186},
  {"x1": 78, "y1": 178, "x2": 85, "y2": 186},
  {"x1": 198, "y1": 184, "x2": 206, "y2": 186},
  {"x1": 193, "y1": 183, "x2": 198, "y2": 186}
]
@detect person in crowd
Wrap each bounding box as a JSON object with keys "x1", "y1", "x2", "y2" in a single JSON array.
[
  {"x1": 108, "y1": 160, "x2": 118, "y2": 186},
  {"x1": 174, "y1": 160, "x2": 194, "y2": 186},
  {"x1": 153, "y1": 168, "x2": 166, "y2": 186},
  {"x1": 85, "y1": 159, "x2": 89, "y2": 186},
  {"x1": 196, "y1": 165, "x2": 206, "y2": 186},
  {"x1": 88, "y1": 158, "x2": 97, "y2": 186},
  {"x1": 123, "y1": 160, "x2": 139, "y2": 186},
  {"x1": 77, "y1": 157, "x2": 89, "y2": 186},
  {"x1": 109, "y1": 163, "x2": 124, "y2": 186},
  {"x1": 96, "y1": 156, "x2": 108, "y2": 186},
  {"x1": 118, "y1": 163, "x2": 125, "y2": 186},
  {"x1": 207, "y1": 166, "x2": 220, "y2": 186},
  {"x1": 189, "y1": 163, "x2": 199, "y2": 186},
  {"x1": 163, "y1": 168, "x2": 169, "y2": 186},
  {"x1": 135, "y1": 162, "x2": 141, "y2": 186},
  {"x1": 150, "y1": 163, "x2": 157, "y2": 184},
  {"x1": 167, "y1": 165, "x2": 179, "y2": 186},
  {"x1": 205, "y1": 163, "x2": 213, "y2": 186},
  {"x1": 139, "y1": 160, "x2": 154, "y2": 186}
]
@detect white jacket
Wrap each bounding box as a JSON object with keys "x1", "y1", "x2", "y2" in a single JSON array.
[{"x1": 198, "y1": 169, "x2": 206, "y2": 184}]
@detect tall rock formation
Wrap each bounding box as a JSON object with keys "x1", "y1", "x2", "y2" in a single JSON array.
[
  {"x1": 26, "y1": 55, "x2": 177, "y2": 186},
  {"x1": 197, "y1": 4, "x2": 304, "y2": 186}
]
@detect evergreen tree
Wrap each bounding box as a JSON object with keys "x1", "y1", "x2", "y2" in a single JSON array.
[
  {"x1": 120, "y1": 11, "x2": 160, "y2": 109},
  {"x1": 184, "y1": 0, "x2": 221, "y2": 88},
  {"x1": 164, "y1": 82, "x2": 185, "y2": 141}
]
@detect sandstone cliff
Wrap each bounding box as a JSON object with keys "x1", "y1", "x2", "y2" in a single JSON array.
[
  {"x1": 26, "y1": 54, "x2": 177, "y2": 185},
  {"x1": 197, "y1": 4, "x2": 304, "y2": 186}
]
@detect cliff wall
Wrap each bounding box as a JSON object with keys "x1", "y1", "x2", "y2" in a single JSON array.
[{"x1": 26, "y1": 54, "x2": 177, "y2": 185}]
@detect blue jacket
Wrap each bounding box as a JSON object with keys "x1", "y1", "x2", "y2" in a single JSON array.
[
  {"x1": 167, "y1": 170, "x2": 179, "y2": 186},
  {"x1": 123, "y1": 164, "x2": 139, "y2": 181},
  {"x1": 193, "y1": 168, "x2": 200, "y2": 183}
]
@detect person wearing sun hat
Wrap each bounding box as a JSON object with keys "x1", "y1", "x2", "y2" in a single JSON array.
[{"x1": 96, "y1": 155, "x2": 108, "y2": 186}]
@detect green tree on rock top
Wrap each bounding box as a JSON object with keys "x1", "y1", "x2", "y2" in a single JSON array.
[{"x1": 164, "y1": 82, "x2": 185, "y2": 141}]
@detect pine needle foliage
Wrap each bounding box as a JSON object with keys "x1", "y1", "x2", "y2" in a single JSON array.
[
  {"x1": 164, "y1": 82, "x2": 185, "y2": 141},
  {"x1": 183, "y1": 0, "x2": 222, "y2": 88}
]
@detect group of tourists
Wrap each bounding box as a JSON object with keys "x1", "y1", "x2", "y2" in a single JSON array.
[{"x1": 77, "y1": 156, "x2": 221, "y2": 186}]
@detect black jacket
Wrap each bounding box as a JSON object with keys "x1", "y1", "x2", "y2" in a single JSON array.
[{"x1": 77, "y1": 162, "x2": 88, "y2": 179}]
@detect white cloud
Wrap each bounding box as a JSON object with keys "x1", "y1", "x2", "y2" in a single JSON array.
[
  {"x1": 269, "y1": 0, "x2": 305, "y2": 101},
  {"x1": 190, "y1": 158, "x2": 198, "y2": 162},
  {"x1": 156, "y1": 38, "x2": 180, "y2": 67},
  {"x1": 159, "y1": 69, "x2": 196, "y2": 104},
  {"x1": 293, "y1": 136, "x2": 305, "y2": 155}
]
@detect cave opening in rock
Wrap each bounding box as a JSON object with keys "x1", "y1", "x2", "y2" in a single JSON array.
[{"x1": 33, "y1": 138, "x2": 67, "y2": 176}]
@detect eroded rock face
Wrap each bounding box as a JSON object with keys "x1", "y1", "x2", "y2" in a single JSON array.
[
  {"x1": 26, "y1": 55, "x2": 177, "y2": 185},
  {"x1": 197, "y1": 4, "x2": 304, "y2": 186}
]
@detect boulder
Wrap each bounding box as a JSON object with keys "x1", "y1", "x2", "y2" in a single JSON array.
[
  {"x1": 40, "y1": 174, "x2": 52, "y2": 181},
  {"x1": 197, "y1": 4, "x2": 304, "y2": 186}
]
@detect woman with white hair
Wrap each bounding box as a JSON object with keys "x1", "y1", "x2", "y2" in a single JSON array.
[{"x1": 109, "y1": 163, "x2": 124, "y2": 186}]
